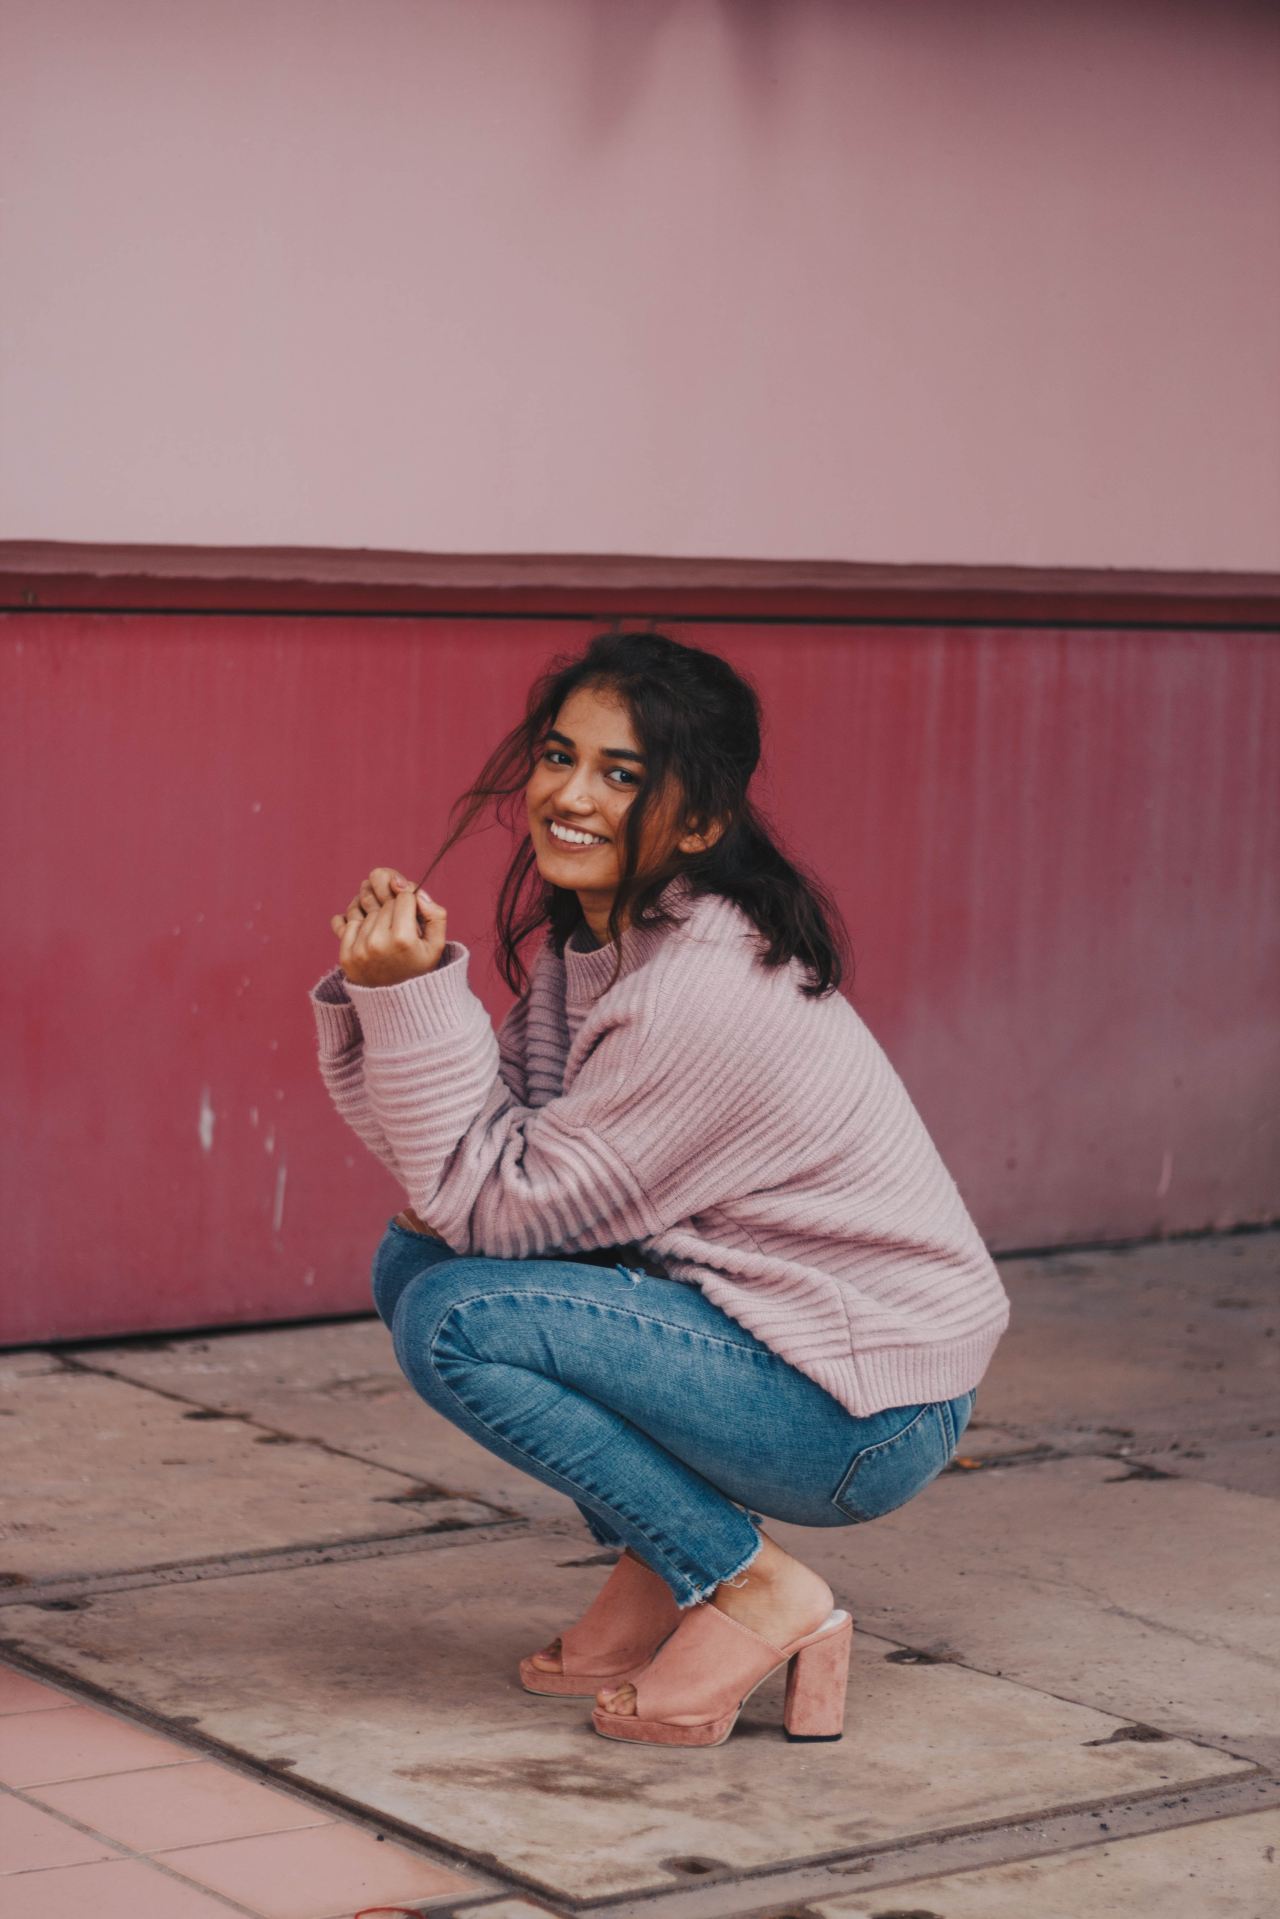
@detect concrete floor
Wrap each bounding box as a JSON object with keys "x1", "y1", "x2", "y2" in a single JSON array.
[{"x1": 1, "y1": 1228, "x2": 1276, "y2": 1916}]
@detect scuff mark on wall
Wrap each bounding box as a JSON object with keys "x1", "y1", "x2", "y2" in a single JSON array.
[
  {"x1": 273, "y1": 1162, "x2": 288, "y2": 1233},
  {"x1": 198, "y1": 1087, "x2": 215, "y2": 1154}
]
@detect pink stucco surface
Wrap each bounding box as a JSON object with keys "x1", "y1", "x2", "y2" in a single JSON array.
[{"x1": 2, "y1": 0, "x2": 1278, "y2": 568}]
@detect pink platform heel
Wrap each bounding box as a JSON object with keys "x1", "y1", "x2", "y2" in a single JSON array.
[
  {"x1": 519, "y1": 1550, "x2": 683, "y2": 1697},
  {"x1": 591, "y1": 1601, "x2": 853, "y2": 1747}
]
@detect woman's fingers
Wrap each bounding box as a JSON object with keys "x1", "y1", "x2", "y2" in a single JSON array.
[
  {"x1": 335, "y1": 868, "x2": 409, "y2": 930},
  {"x1": 413, "y1": 888, "x2": 448, "y2": 973},
  {"x1": 360, "y1": 866, "x2": 413, "y2": 914},
  {"x1": 390, "y1": 884, "x2": 423, "y2": 948},
  {"x1": 333, "y1": 870, "x2": 440, "y2": 983}
]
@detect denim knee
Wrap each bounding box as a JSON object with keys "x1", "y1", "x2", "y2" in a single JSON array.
[
  {"x1": 370, "y1": 1220, "x2": 457, "y2": 1330},
  {"x1": 387, "y1": 1258, "x2": 486, "y2": 1407}
]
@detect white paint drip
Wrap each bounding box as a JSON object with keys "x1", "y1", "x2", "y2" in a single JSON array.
[
  {"x1": 249, "y1": 1107, "x2": 259, "y2": 1128},
  {"x1": 1156, "y1": 1149, "x2": 1173, "y2": 1197},
  {"x1": 198, "y1": 1088, "x2": 215, "y2": 1153},
  {"x1": 273, "y1": 1162, "x2": 288, "y2": 1232},
  {"x1": 264, "y1": 1127, "x2": 276, "y2": 1156},
  {"x1": 302, "y1": 1267, "x2": 316, "y2": 1288}
]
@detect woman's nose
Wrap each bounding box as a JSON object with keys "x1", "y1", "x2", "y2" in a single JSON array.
[{"x1": 556, "y1": 775, "x2": 595, "y2": 810}]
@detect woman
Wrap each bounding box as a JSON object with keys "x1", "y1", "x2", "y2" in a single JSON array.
[{"x1": 310, "y1": 630, "x2": 1009, "y2": 1749}]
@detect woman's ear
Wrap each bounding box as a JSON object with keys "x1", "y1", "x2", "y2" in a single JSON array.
[{"x1": 677, "y1": 814, "x2": 726, "y2": 856}]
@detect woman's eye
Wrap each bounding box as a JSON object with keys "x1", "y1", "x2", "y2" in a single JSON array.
[{"x1": 540, "y1": 748, "x2": 638, "y2": 786}]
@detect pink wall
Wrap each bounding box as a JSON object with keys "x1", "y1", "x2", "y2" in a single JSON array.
[
  {"x1": 2, "y1": 0, "x2": 1278, "y2": 572},
  {"x1": 3, "y1": 610, "x2": 1276, "y2": 1345}
]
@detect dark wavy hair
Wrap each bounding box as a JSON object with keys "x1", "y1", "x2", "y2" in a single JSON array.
[{"x1": 418, "y1": 629, "x2": 854, "y2": 1002}]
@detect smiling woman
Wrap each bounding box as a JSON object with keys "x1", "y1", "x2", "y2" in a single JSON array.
[
  {"x1": 308, "y1": 628, "x2": 1009, "y2": 1749},
  {"x1": 524, "y1": 681, "x2": 723, "y2": 947},
  {"x1": 405, "y1": 628, "x2": 851, "y2": 1001}
]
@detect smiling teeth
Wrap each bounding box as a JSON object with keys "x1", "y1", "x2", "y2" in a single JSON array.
[{"x1": 549, "y1": 821, "x2": 606, "y2": 846}]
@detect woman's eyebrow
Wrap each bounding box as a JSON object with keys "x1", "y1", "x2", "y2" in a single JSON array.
[{"x1": 545, "y1": 727, "x2": 645, "y2": 764}]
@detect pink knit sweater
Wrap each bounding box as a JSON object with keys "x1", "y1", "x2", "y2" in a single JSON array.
[{"x1": 309, "y1": 873, "x2": 1009, "y2": 1417}]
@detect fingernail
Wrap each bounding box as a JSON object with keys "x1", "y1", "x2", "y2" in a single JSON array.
[{"x1": 417, "y1": 889, "x2": 433, "y2": 906}]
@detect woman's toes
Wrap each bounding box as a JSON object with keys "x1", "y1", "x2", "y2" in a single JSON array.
[
  {"x1": 597, "y1": 1681, "x2": 637, "y2": 1715},
  {"x1": 529, "y1": 1638, "x2": 562, "y2": 1672}
]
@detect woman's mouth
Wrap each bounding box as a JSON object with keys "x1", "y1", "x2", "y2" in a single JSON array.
[{"x1": 546, "y1": 819, "x2": 608, "y2": 850}]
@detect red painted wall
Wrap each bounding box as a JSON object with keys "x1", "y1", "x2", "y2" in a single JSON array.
[{"x1": 3, "y1": 613, "x2": 1275, "y2": 1345}]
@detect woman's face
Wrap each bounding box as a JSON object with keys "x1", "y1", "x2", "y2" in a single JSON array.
[{"x1": 525, "y1": 682, "x2": 680, "y2": 916}]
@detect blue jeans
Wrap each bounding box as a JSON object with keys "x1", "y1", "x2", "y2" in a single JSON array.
[{"x1": 373, "y1": 1219, "x2": 976, "y2": 1610}]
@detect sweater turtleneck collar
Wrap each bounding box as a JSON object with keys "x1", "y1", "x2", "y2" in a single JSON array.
[{"x1": 562, "y1": 871, "x2": 697, "y2": 1008}]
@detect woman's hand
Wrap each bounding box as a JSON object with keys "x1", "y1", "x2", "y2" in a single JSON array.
[
  {"x1": 394, "y1": 1207, "x2": 445, "y2": 1239},
  {"x1": 330, "y1": 867, "x2": 448, "y2": 987}
]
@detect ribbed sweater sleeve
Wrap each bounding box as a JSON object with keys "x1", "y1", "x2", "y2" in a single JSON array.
[
  {"x1": 308, "y1": 963, "x2": 404, "y2": 1183},
  {"x1": 315, "y1": 943, "x2": 780, "y2": 1263},
  {"x1": 309, "y1": 944, "x2": 530, "y2": 1191}
]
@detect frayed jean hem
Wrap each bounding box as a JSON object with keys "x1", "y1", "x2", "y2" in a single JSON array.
[{"x1": 674, "y1": 1523, "x2": 764, "y2": 1611}]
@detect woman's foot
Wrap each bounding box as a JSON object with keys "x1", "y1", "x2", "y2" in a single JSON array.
[
  {"x1": 528, "y1": 1547, "x2": 665, "y2": 1673},
  {"x1": 595, "y1": 1532, "x2": 834, "y2": 1716}
]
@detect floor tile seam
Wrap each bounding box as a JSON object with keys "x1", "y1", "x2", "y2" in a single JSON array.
[
  {"x1": 8, "y1": 1749, "x2": 501, "y2": 1907},
  {"x1": 938, "y1": 1442, "x2": 1264, "y2": 1481},
  {"x1": 933, "y1": 1554, "x2": 1280, "y2": 1661},
  {"x1": 6, "y1": 1765, "x2": 335, "y2": 1842},
  {"x1": 531, "y1": 1771, "x2": 1280, "y2": 1919},
  {"x1": 0, "y1": 1661, "x2": 511, "y2": 1900},
  {"x1": 796, "y1": 1619, "x2": 1272, "y2": 1761},
  {"x1": 1, "y1": 1772, "x2": 336, "y2": 1869},
  {"x1": 5, "y1": 1756, "x2": 208, "y2": 1789},
  {"x1": 0, "y1": 1515, "x2": 559, "y2": 1606},
  {"x1": 1, "y1": 1845, "x2": 268, "y2": 1918},
  {"x1": 0, "y1": 1685, "x2": 371, "y2": 1842},
  {"x1": 53, "y1": 1349, "x2": 496, "y2": 1492}
]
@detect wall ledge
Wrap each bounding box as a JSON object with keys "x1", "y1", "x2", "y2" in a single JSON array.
[{"x1": 2, "y1": 543, "x2": 1278, "y2": 627}]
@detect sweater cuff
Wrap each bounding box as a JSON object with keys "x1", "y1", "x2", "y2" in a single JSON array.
[
  {"x1": 309, "y1": 967, "x2": 361, "y2": 1058},
  {"x1": 342, "y1": 942, "x2": 475, "y2": 1049}
]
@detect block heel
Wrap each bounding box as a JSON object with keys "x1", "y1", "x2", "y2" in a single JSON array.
[
  {"x1": 591, "y1": 1603, "x2": 853, "y2": 1748},
  {"x1": 783, "y1": 1612, "x2": 853, "y2": 1740}
]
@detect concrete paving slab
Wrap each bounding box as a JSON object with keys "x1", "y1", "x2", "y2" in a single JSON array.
[
  {"x1": 771, "y1": 1455, "x2": 1280, "y2": 1761},
  {"x1": 0, "y1": 1537, "x2": 1251, "y2": 1902},
  {"x1": 0, "y1": 1352, "x2": 63, "y2": 1378},
  {"x1": 812, "y1": 1805, "x2": 1280, "y2": 1917},
  {"x1": 463, "y1": 1905, "x2": 562, "y2": 1919},
  {"x1": 0, "y1": 1367, "x2": 498, "y2": 1579},
  {"x1": 1124, "y1": 1434, "x2": 1280, "y2": 1500},
  {"x1": 74, "y1": 1322, "x2": 572, "y2": 1523},
  {"x1": 974, "y1": 1232, "x2": 1278, "y2": 1454}
]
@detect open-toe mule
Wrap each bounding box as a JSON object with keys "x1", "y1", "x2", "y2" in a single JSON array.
[
  {"x1": 519, "y1": 1550, "x2": 683, "y2": 1697},
  {"x1": 591, "y1": 1600, "x2": 853, "y2": 1747}
]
